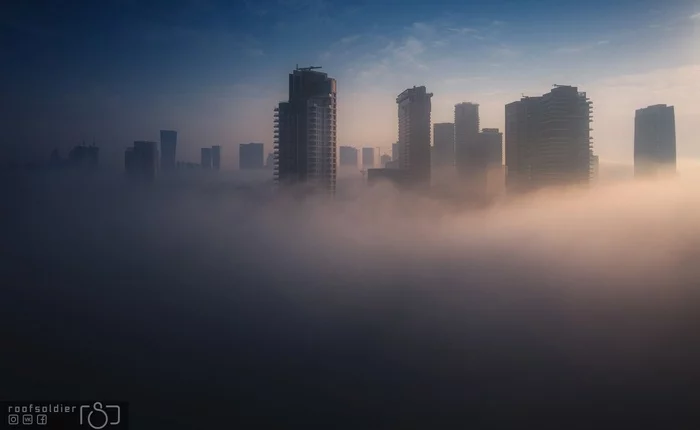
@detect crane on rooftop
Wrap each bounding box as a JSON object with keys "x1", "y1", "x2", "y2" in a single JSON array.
[{"x1": 295, "y1": 64, "x2": 323, "y2": 71}]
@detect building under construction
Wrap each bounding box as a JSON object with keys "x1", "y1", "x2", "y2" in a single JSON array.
[
  {"x1": 274, "y1": 65, "x2": 337, "y2": 196},
  {"x1": 505, "y1": 85, "x2": 593, "y2": 192}
]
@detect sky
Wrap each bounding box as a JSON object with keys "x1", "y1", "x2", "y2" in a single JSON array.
[{"x1": 1, "y1": 0, "x2": 699, "y2": 168}]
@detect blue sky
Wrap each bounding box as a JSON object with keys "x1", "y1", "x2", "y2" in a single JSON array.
[{"x1": 2, "y1": 0, "x2": 699, "y2": 167}]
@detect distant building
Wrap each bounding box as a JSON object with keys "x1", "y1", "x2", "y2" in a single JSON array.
[
  {"x1": 274, "y1": 66, "x2": 337, "y2": 195},
  {"x1": 126, "y1": 141, "x2": 159, "y2": 181},
  {"x1": 239, "y1": 143, "x2": 264, "y2": 169},
  {"x1": 634, "y1": 104, "x2": 676, "y2": 177},
  {"x1": 454, "y1": 102, "x2": 480, "y2": 178},
  {"x1": 380, "y1": 153, "x2": 392, "y2": 167},
  {"x1": 362, "y1": 147, "x2": 376, "y2": 169},
  {"x1": 505, "y1": 86, "x2": 592, "y2": 192},
  {"x1": 433, "y1": 122, "x2": 455, "y2": 167},
  {"x1": 68, "y1": 144, "x2": 99, "y2": 170},
  {"x1": 211, "y1": 145, "x2": 221, "y2": 170},
  {"x1": 339, "y1": 146, "x2": 359, "y2": 167},
  {"x1": 266, "y1": 152, "x2": 274, "y2": 169},
  {"x1": 480, "y1": 128, "x2": 503, "y2": 166},
  {"x1": 160, "y1": 130, "x2": 177, "y2": 171},
  {"x1": 392, "y1": 142, "x2": 399, "y2": 161},
  {"x1": 385, "y1": 159, "x2": 399, "y2": 169},
  {"x1": 201, "y1": 147, "x2": 212, "y2": 169},
  {"x1": 397, "y1": 86, "x2": 433, "y2": 188}
]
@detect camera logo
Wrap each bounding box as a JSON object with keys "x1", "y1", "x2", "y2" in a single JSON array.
[
  {"x1": 7, "y1": 414, "x2": 18, "y2": 425},
  {"x1": 79, "y1": 402, "x2": 121, "y2": 429}
]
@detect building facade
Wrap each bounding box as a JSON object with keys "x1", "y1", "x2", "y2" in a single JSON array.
[
  {"x1": 634, "y1": 104, "x2": 676, "y2": 177},
  {"x1": 160, "y1": 130, "x2": 177, "y2": 171},
  {"x1": 240, "y1": 142, "x2": 264, "y2": 169},
  {"x1": 339, "y1": 146, "x2": 359, "y2": 167},
  {"x1": 274, "y1": 66, "x2": 337, "y2": 195},
  {"x1": 397, "y1": 86, "x2": 433, "y2": 188},
  {"x1": 362, "y1": 147, "x2": 376, "y2": 169},
  {"x1": 201, "y1": 147, "x2": 212, "y2": 169},
  {"x1": 433, "y1": 122, "x2": 455, "y2": 168},
  {"x1": 126, "y1": 141, "x2": 159, "y2": 181},
  {"x1": 505, "y1": 86, "x2": 592, "y2": 192},
  {"x1": 454, "y1": 102, "x2": 480, "y2": 177}
]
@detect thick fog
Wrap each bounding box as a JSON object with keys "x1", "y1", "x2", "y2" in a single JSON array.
[{"x1": 2, "y1": 169, "x2": 700, "y2": 428}]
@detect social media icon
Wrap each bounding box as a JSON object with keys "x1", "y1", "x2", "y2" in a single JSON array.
[
  {"x1": 7, "y1": 414, "x2": 19, "y2": 425},
  {"x1": 37, "y1": 414, "x2": 48, "y2": 425},
  {"x1": 22, "y1": 414, "x2": 33, "y2": 425}
]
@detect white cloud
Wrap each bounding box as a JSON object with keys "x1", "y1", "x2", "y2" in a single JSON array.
[{"x1": 690, "y1": 12, "x2": 700, "y2": 20}]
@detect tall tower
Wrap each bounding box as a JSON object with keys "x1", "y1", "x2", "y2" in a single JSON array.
[
  {"x1": 397, "y1": 86, "x2": 433, "y2": 188},
  {"x1": 211, "y1": 145, "x2": 221, "y2": 171},
  {"x1": 454, "y1": 102, "x2": 480, "y2": 177},
  {"x1": 274, "y1": 66, "x2": 337, "y2": 195},
  {"x1": 160, "y1": 130, "x2": 177, "y2": 171},
  {"x1": 504, "y1": 86, "x2": 592, "y2": 192},
  {"x1": 433, "y1": 122, "x2": 455, "y2": 168},
  {"x1": 634, "y1": 104, "x2": 676, "y2": 177},
  {"x1": 201, "y1": 147, "x2": 212, "y2": 169}
]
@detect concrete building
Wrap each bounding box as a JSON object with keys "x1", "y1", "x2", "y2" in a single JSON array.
[
  {"x1": 239, "y1": 142, "x2": 264, "y2": 169},
  {"x1": 392, "y1": 142, "x2": 399, "y2": 161},
  {"x1": 212, "y1": 145, "x2": 221, "y2": 170},
  {"x1": 274, "y1": 66, "x2": 337, "y2": 195},
  {"x1": 397, "y1": 86, "x2": 433, "y2": 188},
  {"x1": 433, "y1": 122, "x2": 455, "y2": 168},
  {"x1": 362, "y1": 147, "x2": 376, "y2": 169},
  {"x1": 126, "y1": 141, "x2": 159, "y2": 181},
  {"x1": 505, "y1": 86, "x2": 592, "y2": 192},
  {"x1": 590, "y1": 149, "x2": 599, "y2": 182},
  {"x1": 266, "y1": 152, "x2": 274, "y2": 169},
  {"x1": 201, "y1": 147, "x2": 212, "y2": 169},
  {"x1": 160, "y1": 130, "x2": 177, "y2": 171},
  {"x1": 454, "y1": 102, "x2": 480, "y2": 178},
  {"x1": 68, "y1": 144, "x2": 99, "y2": 170},
  {"x1": 480, "y1": 128, "x2": 503, "y2": 166},
  {"x1": 634, "y1": 104, "x2": 676, "y2": 177},
  {"x1": 339, "y1": 146, "x2": 359, "y2": 167}
]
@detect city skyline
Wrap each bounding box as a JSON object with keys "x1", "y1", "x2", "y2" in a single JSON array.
[{"x1": 2, "y1": 0, "x2": 699, "y2": 169}]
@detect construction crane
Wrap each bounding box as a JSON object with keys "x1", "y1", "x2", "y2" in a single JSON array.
[{"x1": 295, "y1": 64, "x2": 323, "y2": 71}]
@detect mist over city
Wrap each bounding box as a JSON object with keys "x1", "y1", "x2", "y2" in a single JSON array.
[{"x1": 3, "y1": 0, "x2": 700, "y2": 429}]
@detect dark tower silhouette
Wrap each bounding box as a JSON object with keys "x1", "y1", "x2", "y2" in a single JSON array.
[
  {"x1": 160, "y1": 130, "x2": 177, "y2": 172},
  {"x1": 212, "y1": 145, "x2": 221, "y2": 171},
  {"x1": 274, "y1": 66, "x2": 337, "y2": 195},
  {"x1": 634, "y1": 104, "x2": 676, "y2": 177}
]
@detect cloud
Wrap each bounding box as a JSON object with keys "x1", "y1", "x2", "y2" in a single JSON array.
[
  {"x1": 4, "y1": 172, "x2": 700, "y2": 427},
  {"x1": 690, "y1": 12, "x2": 700, "y2": 20}
]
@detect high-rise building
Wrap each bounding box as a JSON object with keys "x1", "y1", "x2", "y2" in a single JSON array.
[
  {"x1": 397, "y1": 86, "x2": 433, "y2": 188},
  {"x1": 68, "y1": 144, "x2": 99, "y2": 170},
  {"x1": 274, "y1": 66, "x2": 337, "y2": 195},
  {"x1": 126, "y1": 141, "x2": 159, "y2": 181},
  {"x1": 454, "y1": 102, "x2": 480, "y2": 177},
  {"x1": 160, "y1": 130, "x2": 177, "y2": 171},
  {"x1": 590, "y1": 149, "x2": 599, "y2": 182},
  {"x1": 201, "y1": 147, "x2": 212, "y2": 169},
  {"x1": 362, "y1": 147, "x2": 376, "y2": 169},
  {"x1": 239, "y1": 143, "x2": 264, "y2": 169},
  {"x1": 266, "y1": 152, "x2": 274, "y2": 169},
  {"x1": 392, "y1": 142, "x2": 399, "y2": 161},
  {"x1": 211, "y1": 145, "x2": 221, "y2": 171},
  {"x1": 380, "y1": 153, "x2": 392, "y2": 167},
  {"x1": 339, "y1": 146, "x2": 359, "y2": 167},
  {"x1": 433, "y1": 122, "x2": 455, "y2": 168},
  {"x1": 634, "y1": 104, "x2": 676, "y2": 177},
  {"x1": 480, "y1": 128, "x2": 503, "y2": 166},
  {"x1": 505, "y1": 86, "x2": 592, "y2": 192}
]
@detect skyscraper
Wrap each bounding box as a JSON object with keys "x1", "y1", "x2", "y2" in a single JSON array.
[
  {"x1": 433, "y1": 122, "x2": 455, "y2": 168},
  {"x1": 362, "y1": 147, "x2": 376, "y2": 169},
  {"x1": 339, "y1": 146, "x2": 359, "y2": 167},
  {"x1": 126, "y1": 141, "x2": 159, "y2": 181},
  {"x1": 160, "y1": 130, "x2": 177, "y2": 171},
  {"x1": 397, "y1": 86, "x2": 432, "y2": 188},
  {"x1": 239, "y1": 143, "x2": 264, "y2": 169},
  {"x1": 201, "y1": 147, "x2": 212, "y2": 169},
  {"x1": 479, "y1": 128, "x2": 503, "y2": 166},
  {"x1": 211, "y1": 145, "x2": 221, "y2": 171},
  {"x1": 454, "y1": 102, "x2": 480, "y2": 177},
  {"x1": 505, "y1": 86, "x2": 592, "y2": 192},
  {"x1": 392, "y1": 142, "x2": 399, "y2": 161},
  {"x1": 274, "y1": 66, "x2": 337, "y2": 195},
  {"x1": 634, "y1": 104, "x2": 676, "y2": 177}
]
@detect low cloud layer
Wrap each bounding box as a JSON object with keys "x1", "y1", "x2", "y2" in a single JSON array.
[{"x1": 2, "y1": 171, "x2": 700, "y2": 428}]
